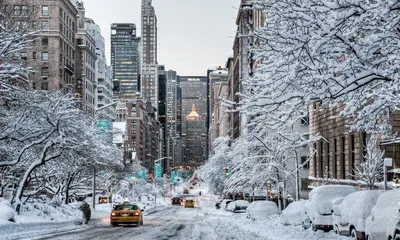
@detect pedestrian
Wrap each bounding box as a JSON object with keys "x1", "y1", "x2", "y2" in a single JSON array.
[{"x1": 199, "y1": 191, "x2": 201, "y2": 196}]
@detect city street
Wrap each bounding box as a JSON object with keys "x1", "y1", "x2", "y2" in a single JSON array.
[
  {"x1": 4, "y1": 195, "x2": 349, "y2": 240},
  {"x1": 22, "y1": 197, "x2": 267, "y2": 240}
]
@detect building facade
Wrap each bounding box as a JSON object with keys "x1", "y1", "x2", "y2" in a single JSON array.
[
  {"x1": 226, "y1": 57, "x2": 240, "y2": 140},
  {"x1": 178, "y1": 76, "x2": 207, "y2": 166},
  {"x1": 75, "y1": 2, "x2": 97, "y2": 116},
  {"x1": 14, "y1": 0, "x2": 79, "y2": 92},
  {"x1": 126, "y1": 96, "x2": 162, "y2": 174},
  {"x1": 208, "y1": 68, "x2": 229, "y2": 153},
  {"x1": 231, "y1": 0, "x2": 266, "y2": 137},
  {"x1": 110, "y1": 23, "x2": 141, "y2": 100},
  {"x1": 166, "y1": 70, "x2": 178, "y2": 168},
  {"x1": 158, "y1": 65, "x2": 167, "y2": 171},
  {"x1": 184, "y1": 105, "x2": 205, "y2": 166},
  {"x1": 86, "y1": 18, "x2": 114, "y2": 120},
  {"x1": 140, "y1": 0, "x2": 159, "y2": 112}
]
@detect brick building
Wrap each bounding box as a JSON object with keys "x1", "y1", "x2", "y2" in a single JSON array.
[{"x1": 126, "y1": 96, "x2": 162, "y2": 175}]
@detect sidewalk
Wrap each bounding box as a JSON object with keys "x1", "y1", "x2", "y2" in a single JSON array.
[{"x1": 1, "y1": 201, "x2": 167, "y2": 240}]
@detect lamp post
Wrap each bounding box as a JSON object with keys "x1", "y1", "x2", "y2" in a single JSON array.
[
  {"x1": 151, "y1": 157, "x2": 171, "y2": 205},
  {"x1": 92, "y1": 101, "x2": 119, "y2": 209}
]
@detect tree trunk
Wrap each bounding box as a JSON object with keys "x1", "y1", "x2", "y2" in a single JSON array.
[
  {"x1": 14, "y1": 142, "x2": 59, "y2": 214},
  {"x1": 64, "y1": 174, "x2": 74, "y2": 205}
]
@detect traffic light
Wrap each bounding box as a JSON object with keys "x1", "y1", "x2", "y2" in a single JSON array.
[{"x1": 223, "y1": 168, "x2": 230, "y2": 176}]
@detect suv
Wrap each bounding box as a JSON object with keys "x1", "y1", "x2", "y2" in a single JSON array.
[{"x1": 302, "y1": 185, "x2": 356, "y2": 231}]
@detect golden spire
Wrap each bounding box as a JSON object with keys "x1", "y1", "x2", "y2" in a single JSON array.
[{"x1": 186, "y1": 104, "x2": 200, "y2": 120}]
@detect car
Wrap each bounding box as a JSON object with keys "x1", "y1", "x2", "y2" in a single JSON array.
[
  {"x1": 99, "y1": 196, "x2": 109, "y2": 204},
  {"x1": 366, "y1": 189, "x2": 400, "y2": 240},
  {"x1": 183, "y1": 189, "x2": 189, "y2": 194},
  {"x1": 171, "y1": 197, "x2": 182, "y2": 205},
  {"x1": 226, "y1": 200, "x2": 250, "y2": 213},
  {"x1": 333, "y1": 190, "x2": 382, "y2": 240},
  {"x1": 180, "y1": 194, "x2": 196, "y2": 205},
  {"x1": 110, "y1": 203, "x2": 144, "y2": 227},
  {"x1": 280, "y1": 200, "x2": 307, "y2": 226},
  {"x1": 220, "y1": 199, "x2": 233, "y2": 210},
  {"x1": 247, "y1": 201, "x2": 279, "y2": 221},
  {"x1": 184, "y1": 198, "x2": 195, "y2": 208},
  {"x1": 302, "y1": 185, "x2": 356, "y2": 231}
]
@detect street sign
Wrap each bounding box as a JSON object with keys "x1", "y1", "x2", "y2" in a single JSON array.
[
  {"x1": 155, "y1": 163, "x2": 162, "y2": 179},
  {"x1": 141, "y1": 170, "x2": 147, "y2": 180},
  {"x1": 384, "y1": 158, "x2": 393, "y2": 167}
]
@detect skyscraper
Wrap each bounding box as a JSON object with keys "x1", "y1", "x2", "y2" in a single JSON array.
[
  {"x1": 110, "y1": 23, "x2": 141, "y2": 100},
  {"x1": 141, "y1": 0, "x2": 159, "y2": 113},
  {"x1": 166, "y1": 70, "x2": 178, "y2": 168},
  {"x1": 178, "y1": 76, "x2": 208, "y2": 166},
  {"x1": 86, "y1": 18, "x2": 114, "y2": 120}
]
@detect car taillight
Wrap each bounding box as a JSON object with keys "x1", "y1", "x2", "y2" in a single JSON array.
[
  {"x1": 134, "y1": 212, "x2": 140, "y2": 216},
  {"x1": 111, "y1": 212, "x2": 117, "y2": 216}
]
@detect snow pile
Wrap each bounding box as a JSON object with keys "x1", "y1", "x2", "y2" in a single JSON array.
[
  {"x1": 335, "y1": 190, "x2": 382, "y2": 232},
  {"x1": 247, "y1": 201, "x2": 279, "y2": 220},
  {"x1": 17, "y1": 201, "x2": 84, "y2": 224},
  {"x1": 281, "y1": 200, "x2": 307, "y2": 226},
  {"x1": 0, "y1": 198, "x2": 15, "y2": 223}
]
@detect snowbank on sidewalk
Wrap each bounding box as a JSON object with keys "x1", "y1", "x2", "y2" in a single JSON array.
[{"x1": 0, "y1": 198, "x2": 15, "y2": 223}]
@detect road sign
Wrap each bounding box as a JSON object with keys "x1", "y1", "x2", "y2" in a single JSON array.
[{"x1": 155, "y1": 163, "x2": 162, "y2": 179}]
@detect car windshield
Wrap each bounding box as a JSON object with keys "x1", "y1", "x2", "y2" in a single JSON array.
[{"x1": 114, "y1": 204, "x2": 138, "y2": 211}]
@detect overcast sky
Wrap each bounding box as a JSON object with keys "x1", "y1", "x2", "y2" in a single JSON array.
[{"x1": 82, "y1": 0, "x2": 240, "y2": 76}]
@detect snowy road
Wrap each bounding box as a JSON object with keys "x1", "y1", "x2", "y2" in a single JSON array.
[
  {"x1": 17, "y1": 198, "x2": 267, "y2": 240},
  {"x1": 7, "y1": 196, "x2": 350, "y2": 240}
]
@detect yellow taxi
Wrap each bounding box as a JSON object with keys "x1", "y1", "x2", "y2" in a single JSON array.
[
  {"x1": 110, "y1": 203, "x2": 143, "y2": 227},
  {"x1": 99, "y1": 196, "x2": 108, "y2": 204},
  {"x1": 184, "y1": 198, "x2": 195, "y2": 208}
]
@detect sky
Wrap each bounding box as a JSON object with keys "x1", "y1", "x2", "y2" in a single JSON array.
[{"x1": 82, "y1": 0, "x2": 241, "y2": 76}]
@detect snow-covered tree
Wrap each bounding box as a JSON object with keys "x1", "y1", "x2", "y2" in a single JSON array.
[
  {"x1": 353, "y1": 135, "x2": 384, "y2": 189},
  {"x1": 0, "y1": 90, "x2": 122, "y2": 211},
  {"x1": 0, "y1": 0, "x2": 38, "y2": 88},
  {"x1": 244, "y1": 0, "x2": 400, "y2": 135},
  {"x1": 199, "y1": 137, "x2": 233, "y2": 195}
]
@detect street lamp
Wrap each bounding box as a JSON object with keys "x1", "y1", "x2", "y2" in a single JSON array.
[
  {"x1": 151, "y1": 157, "x2": 172, "y2": 205},
  {"x1": 92, "y1": 101, "x2": 119, "y2": 209}
]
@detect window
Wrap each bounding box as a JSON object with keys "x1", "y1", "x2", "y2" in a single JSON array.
[
  {"x1": 301, "y1": 178, "x2": 309, "y2": 191},
  {"x1": 41, "y1": 82, "x2": 48, "y2": 90},
  {"x1": 301, "y1": 156, "x2": 308, "y2": 168},
  {"x1": 42, "y1": 37, "x2": 48, "y2": 46},
  {"x1": 32, "y1": 21, "x2": 36, "y2": 29},
  {"x1": 42, "y1": 20, "x2": 49, "y2": 30},
  {"x1": 32, "y1": 82, "x2": 36, "y2": 89},
  {"x1": 21, "y1": 5, "x2": 28, "y2": 15},
  {"x1": 32, "y1": 52, "x2": 36, "y2": 59},
  {"x1": 42, "y1": 6, "x2": 49, "y2": 16},
  {"x1": 41, "y1": 67, "x2": 49, "y2": 76},
  {"x1": 33, "y1": 5, "x2": 36, "y2": 13},
  {"x1": 13, "y1": 5, "x2": 21, "y2": 15},
  {"x1": 41, "y1": 52, "x2": 48, "y2": 61}
]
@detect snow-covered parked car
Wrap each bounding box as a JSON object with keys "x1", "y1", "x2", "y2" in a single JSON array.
[
  {"x1": 302, "y1": 185, "x2": 356, "y2": 231},
  {"x1": 220, "y1": 199, "x2": 233, "y2": 210},
  {"x1": 365, "y1": 189, "x2": 400, "y2": 240},
  {"x1": 333, "y1": 190, "x2": 382, "y2": 240},
  {"x1": 280, "y1": 200, "x2": 307, "y2": 226},
  {"x1": 226, "y1": 200, "x2": 250, "y2": 213},
  {"x1": 246, "y1": 201, "x2": 279, "y2": 220},
  {"x1": 0, "y1": 198, "x2": 15, "y2": 223}
]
